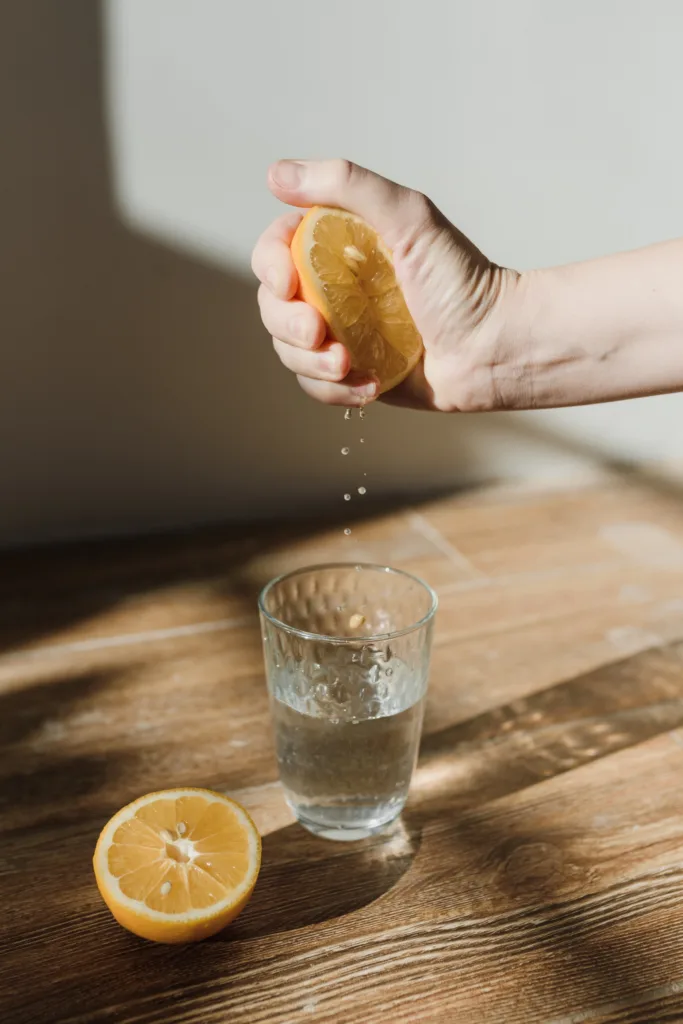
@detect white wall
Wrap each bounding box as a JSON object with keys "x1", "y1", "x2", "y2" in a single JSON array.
[{"x1": 3, "y1": 0, "x2": 683, "y2": 546}]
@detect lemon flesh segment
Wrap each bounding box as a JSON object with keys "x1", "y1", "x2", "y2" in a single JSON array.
[
  {"x1": 308, "y1": 210, "x2": 423, "y2": 393},
  {"x1": 108, "y1": 796, "x2": 251, "y2": 913}
]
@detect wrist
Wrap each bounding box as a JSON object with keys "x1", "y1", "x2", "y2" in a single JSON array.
[{"x1": 494, "y1": 266, "x2": 592, "y2": 410}]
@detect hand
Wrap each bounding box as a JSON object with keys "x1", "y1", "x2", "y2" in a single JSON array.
[{"x1": 252, "y1": 159, "x2": 521, "y2": 411}]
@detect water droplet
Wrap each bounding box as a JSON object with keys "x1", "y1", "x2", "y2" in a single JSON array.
[
  {"x1": 176, "y1": 822, "x2": 186, "y2": 835},
  {"x1": 341, "y1": 447, "x2": 350, "y2": 455},
  {"x1": 160, "y1": 881, "x2": 172, "y2": 896},
  {"x1": 344, "y1": 493, "x2": 351, "y2": 501},
  {"x1": 344, "y1": 528, "x2": 352, "y2": 536},
  {"x1": 358, "y1": 486, "x2": 366, "y2": 495}
]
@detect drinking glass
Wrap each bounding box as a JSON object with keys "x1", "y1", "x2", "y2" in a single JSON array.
[{"x1": 259, "y1": 563, "x2": 437, "y2": 841}]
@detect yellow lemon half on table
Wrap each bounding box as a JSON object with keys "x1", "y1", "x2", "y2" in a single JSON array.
[{"x1": 93, "y1": 788, "x2": 261, "y2": 944}]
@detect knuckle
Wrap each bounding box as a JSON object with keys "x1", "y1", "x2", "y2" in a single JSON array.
[
  {"x1": 392, "y1": 191, "x2": 440, "y2": 264},
  {"x1": 290, "y1": 312, "x2": 312, "y2": 347},
  {"x1": 408, "y1": 190, "x2": 436, "y2": 228},
  {"x1": 330, "y1": 158, "x2": 355, "y2": 190}
]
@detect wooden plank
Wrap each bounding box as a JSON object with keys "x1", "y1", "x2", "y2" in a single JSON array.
[
  {"x1": 421, "y1": 481, "x2": 683, "y2": 578},
  {"x1": 5, "y1": 482, "x2": 683, "y2": 1022},
  {"x1": 0, "y1": 509, "x2": 471, "y2": 657},
  {"x1": 5, "y1": 732, "x2": 683, "y2": 1023},
  {"x1": 4, "y1": 640, "x2": 683, "y2": 1022}
]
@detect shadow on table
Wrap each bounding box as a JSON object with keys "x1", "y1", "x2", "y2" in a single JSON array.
[
  {"x1": 228, "y1": 818, "x2": 421, "y2": 941},
  {"x1": 0, "y1": 667, "x2": 123, "y2": 830},
  {"x1": 399, "y1": 639, "x2": 683, "y2": 1013}
]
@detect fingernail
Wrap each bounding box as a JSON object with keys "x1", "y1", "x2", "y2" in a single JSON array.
[
  {"x1": 271, "y1": 160, "x2": 304, "y2": 190},
  {"x1": 353, "y1": 382, "x2": 378, "y2": 399}
]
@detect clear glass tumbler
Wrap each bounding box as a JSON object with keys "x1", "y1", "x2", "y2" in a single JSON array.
[{"x1": 259, "y1": 563, "x2": 437, "y2": 841}]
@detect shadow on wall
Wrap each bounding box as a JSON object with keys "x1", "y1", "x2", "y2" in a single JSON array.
[{"x1": 0, "y1": 1, "x2": 602, "y2": 549}]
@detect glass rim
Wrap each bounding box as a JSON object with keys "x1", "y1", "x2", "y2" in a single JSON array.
[{"x1": 258, "y1": 562, "x2": 438, "y2": 645}]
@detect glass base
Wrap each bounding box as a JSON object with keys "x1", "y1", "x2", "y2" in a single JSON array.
[{"x1": 295, "y1": 809, "x2": 402, "y2": 842}]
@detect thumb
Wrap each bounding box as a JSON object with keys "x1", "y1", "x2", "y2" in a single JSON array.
[{"x1": 268, "y1": 159, "x2": 431, "y2": 250}]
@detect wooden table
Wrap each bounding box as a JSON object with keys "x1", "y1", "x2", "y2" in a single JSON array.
[{"x1": 4, "y1": 476, "x2": 683, "y2": 1023}]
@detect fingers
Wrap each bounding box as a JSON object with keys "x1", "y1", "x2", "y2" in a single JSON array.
[
  {"x1": 297, "y1": 374, "x2": 379, "y2": 408},
  {"x1": 251, "y1": 211, "x2": 303, "y2": 298},
  {"x1": 254, "y1": 164, "x2": 400, "y2": 407},
  {"x1": 267, "y1": 159, "x2": 432, "y2": 249},
  {"x1": 272, "y1": 338, "x2": 350, "y2": 382},
  {"x1": 257, "y1": 286, "x2": 326, "y2": 350}
]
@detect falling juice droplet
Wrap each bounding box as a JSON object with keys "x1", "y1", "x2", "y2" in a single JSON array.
[
  {"x1": 359, "y1": 437, "x2": 365, "y2": 444},
  {"x1": 344, "y1": 493, "x2": 351, "y2": 501},
  {"x1": 358, "y1": 486, "x2": 366, "y2": 495},
  {"x1": 344, "y1": 408, "x2": 352, "y2": 421},
  {"x1": 341, "y1": 447, "x2": 350, "y2": 455},
  {"x1": 344, "y1": 528, "x2": 352, "y2": 536},
  {"x1": 359, "y1": 407, "x2": 366, "y2": 420}
]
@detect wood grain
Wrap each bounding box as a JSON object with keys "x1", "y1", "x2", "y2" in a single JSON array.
[{"x1": 3, "y1": 479, "x2": 683, "y2": 1023}]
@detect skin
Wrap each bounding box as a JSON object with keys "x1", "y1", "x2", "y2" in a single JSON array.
[{"x1": 252, "y1": 159, "x2": 683, "y2": 412}]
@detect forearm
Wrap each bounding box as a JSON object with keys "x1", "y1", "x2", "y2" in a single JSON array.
[{"x1": 503, "y1": 239, "x2": 683, "y2": 408}]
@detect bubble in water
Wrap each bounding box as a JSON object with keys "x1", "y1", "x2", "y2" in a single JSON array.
[
  {"x1": 386, "y1": 667, "x2": 394, "y2": 676},
  {"x1": 358, "y1": 486, "x2": 366, "y2": 495},
  {"x1": 344, "y1": 408, "x2": 352, "y2": 421},
  {"x1": 344, "y1": 528, "x2": 352, "y2": 536},
  {"x1": 341, "y1": 447, "x2": 350, "y2": 455},
  {"x1": 344, "y1": 493, "x2": 351, "y2": 501}
]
